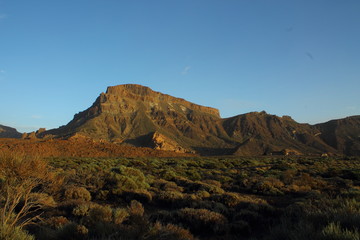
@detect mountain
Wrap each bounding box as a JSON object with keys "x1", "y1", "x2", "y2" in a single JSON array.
[
  {"x1": 223, "y1": 112, "x2": 336, "y2": 156},
  {"x1": 42, "y1": 84, "x2": 359, "y2": 156},
  {"x1": 315, "y1": 116, "x2": 360, "y2": 156},
  {"x1": 0, "y1": 124, "x2": 22, "y2": 138},
  {"x1": 43, "y1": 84, "x2": 232, "y2": 153}
]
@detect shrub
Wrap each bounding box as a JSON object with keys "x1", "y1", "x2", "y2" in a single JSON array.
[
  {"x1": 89, "y1": 205, "x2": 113, "y2": 223},
  {"x1": 30, "y1": 193, "x2": 57, "y2": 207},
  {"x1": 44, "y1": 216, "x2": 70, "y2": 229},
  {"x1": 152, "y1": 179, "x2": 184, "y2": 192},
  {"x1": 146, "y1": 222, "x2": 197, "y2": 240},
  {"x1": 123, "y1": 189, "x2": 153, "y2": 203},
  {"x1": 0, "y1": 151, "x2": 51, "y2": 232},
  {"x1": 156, "y1": 190, "x2": 185, "y2": 207},
  {"x1": 108, "y1": 166, "x2": 149, "y2": 194},
  {"x1": 51, "y1": 222, "x2": 88, "y2": 240},
  {"x1": 72, "y1": 203, "x2": 92, "y2": 217},
  {"x1": 177, "y1": 208, "x2": 228, "y2": 235},
  {"x1": 64, "y1": 186, "x2": 91, "y2": 201},
  {"x1": 0, "y1": 224, "x2": 34, "y2": 240},
  {"x1": 113, "y1": 208, "x2": 129, "y2": 225},
  {"x1": 128, "y1": 200, "x2": 144, "y2": 217},
  {"x1": 321, "y1": 222, "x2": 360, "y2": 240},
  {"x1": 210, "y1": 192, "x2": 244, "y2": 207}
]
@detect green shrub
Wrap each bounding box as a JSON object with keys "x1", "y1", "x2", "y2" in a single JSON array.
[{"x1": 108, "y1": 166, "x2": 149, "y2": 194}]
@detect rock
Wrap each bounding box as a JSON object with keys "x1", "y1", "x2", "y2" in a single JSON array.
[{"x1": 149, "y1": 132, "x2": 193, "y2": 153}]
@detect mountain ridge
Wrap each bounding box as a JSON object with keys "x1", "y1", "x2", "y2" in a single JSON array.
[
  {"x1": 8, "y1": 84, "x2": 360, "y2": 156},
  {"x1": 0, "y1": 124, "x2": 22, "y2": 138}
]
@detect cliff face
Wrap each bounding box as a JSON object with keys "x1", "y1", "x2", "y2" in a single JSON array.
[
  {"x1": 103, "y1": 84, "x2": 220, "y2": 117},
  {"x1": 42, "y1": 84, "x2": 359, "y2": 155}
]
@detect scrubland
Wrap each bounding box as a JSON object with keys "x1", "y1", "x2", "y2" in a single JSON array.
[{"x1": 1, "y1": 151, "x2": 360, "y2": 240}]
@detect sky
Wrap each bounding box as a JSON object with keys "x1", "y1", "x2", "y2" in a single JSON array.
[{"x1": 0, "y1": 0, "x2": 359, "y2": 133}]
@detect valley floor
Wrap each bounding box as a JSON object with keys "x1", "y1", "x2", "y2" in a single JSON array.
[{"x1": 1, "y1": 149, "x2": 360, "y2": 239}]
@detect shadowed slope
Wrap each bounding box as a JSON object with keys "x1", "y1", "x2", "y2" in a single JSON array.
[
  {"x1": 315, "y1": 116, "x2": 360, "y2": 155},
  {"x1": 0, "y1": 124, "x2": 22, "y2": 138},
  {"x1": 223, "y1": 112, "x2": 336, "y2": 155}
]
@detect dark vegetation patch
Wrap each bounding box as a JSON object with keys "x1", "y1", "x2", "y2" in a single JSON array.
[{"x1": 1, "y1": 152, "x2": 360, "y2": 239}]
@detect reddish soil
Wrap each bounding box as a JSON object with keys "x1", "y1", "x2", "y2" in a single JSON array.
[{"x1": 0, "y1": 138, "x2": 194, "y2": 158}]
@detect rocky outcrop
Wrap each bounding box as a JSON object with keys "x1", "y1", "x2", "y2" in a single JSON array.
[
  {"x1": 22, "y1": 128, "x2": 52, "y2": 140},
  {"x1": 148, "y1": 132, "x2": 193, "y2": 153}
]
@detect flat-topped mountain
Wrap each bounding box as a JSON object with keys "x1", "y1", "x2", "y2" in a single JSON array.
[
  {"x1": 41, "y1": 84, "x2": 359, "y2": 155},
  {"x1": 44, "y1": 84, "x2": 228, "y2": 153},
  {"x1": 0, "y1": 124, "x2": 22, "y2": 138}
]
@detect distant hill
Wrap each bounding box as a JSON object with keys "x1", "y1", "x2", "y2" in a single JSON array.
[
  {"x1": 223, "y1": 112, "x2": 336, "y2": 156},
  {"x1": 0, "y1": 124, "x2": 22, "y2": 138},
  {"x1": 41, "y1": 84, "x2": 359, "y2": 156},
  {"x1": 315, "y1": 116, "x2": 360, "y2": 156}
]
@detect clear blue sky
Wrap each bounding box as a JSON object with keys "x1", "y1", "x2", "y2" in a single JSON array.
[{"x1": 0, "y1": 0, "x2": 359, "y2": 132}]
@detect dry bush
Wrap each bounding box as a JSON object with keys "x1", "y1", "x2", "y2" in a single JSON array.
[
  {"x1": 30, "y1": 193, "x2": 57, "y2": 208},
  {"x1": 123, "y1": 189, "x2": 153, "y2": 203},
  {"x1": 202, "y1": 179, "x2": 222, "y2": 188},
  {"x1": 254, "y1": 177, "x2": 285, "y2": 195},
  {"x1": 113, "y1": 208, "x2": 129, "y2": 225},
  {"x1": 89, "y1": 205, "x2": 113, "y2": 223},
  {"x1": 0, "y1": 224, "x2": 34, "y2": 240},
  {"x1": 210, "y1": 192, "x2": 244, "y2": 207},
  {"x1": 156, "y1": 190, "x2": 185, "y2": 207},
  {"x1": 0, "y1": 151, "x2": 51, "y2": 233},
  {"x1": 152, "y1": 179, "x2": 184, "y2": 192},
  {"x1": 146, "y1": 222, "x2": 197, "y2": 240},
  {"x1": 43, "y1": 216, "x2": 69, "y2": 229},
  {"x1": 128, "y1": 200, "x2": 144, "y2": 217},
  {"x1": 64, "y1": 186, "x2": 91, "y2": 202},
  {"x1": 72, "y1": 203, "x2": 93, "y2": 217}
]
